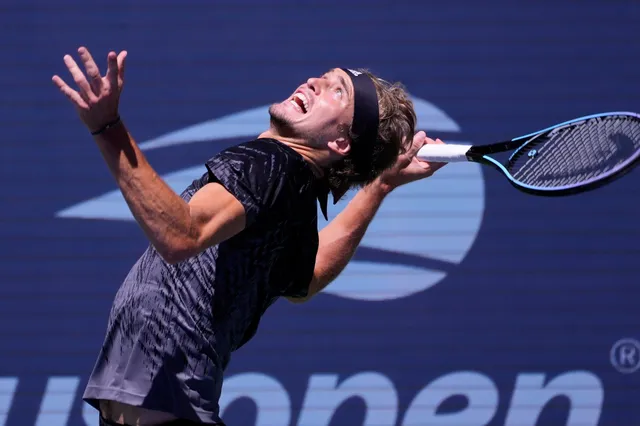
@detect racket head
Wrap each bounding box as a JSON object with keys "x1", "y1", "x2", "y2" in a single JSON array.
[{"x1": 476, "y1": 112, "x2": 640, "y2": 196}]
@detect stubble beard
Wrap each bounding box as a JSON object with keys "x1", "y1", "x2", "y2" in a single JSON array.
[
  {"x1": 268, "y1": 103, "x2": 292, "y2": 131},
  {"x1": 268, "y1": 103, "x2": 314, "y2": 142},
  {"x1": 267, "y1": 102, "x2": 326, "y2": 149}
]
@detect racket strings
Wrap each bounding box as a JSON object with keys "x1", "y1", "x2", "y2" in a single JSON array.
[
  {"x1": 513, "y1": 124, "x2": 611, "y2": 185},
  {"x1": 508, "y1": 117, "x2": 640, "y2": 188}
]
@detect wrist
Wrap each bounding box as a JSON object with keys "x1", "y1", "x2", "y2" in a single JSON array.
[
  {"x1": 367, "y1": 177, "x2": 394, "y2": 198},
  {"x1": 90, "y1": 115, "x2": 122, "y2": 136}
]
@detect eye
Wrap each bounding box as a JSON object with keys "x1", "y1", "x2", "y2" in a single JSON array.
[{"x1": 334, "y1": 87, "x2": 343, "y2": 99}]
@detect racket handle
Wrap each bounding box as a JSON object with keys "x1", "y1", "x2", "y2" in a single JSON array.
[{"x1": 416, "y1": 143, "x2": 472, "y2": 162}]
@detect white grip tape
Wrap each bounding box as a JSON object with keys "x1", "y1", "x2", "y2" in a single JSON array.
[{"x1": 416, "y1": 144, "x2": 472, "y2": 162}]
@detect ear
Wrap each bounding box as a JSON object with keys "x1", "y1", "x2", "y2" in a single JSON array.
[{"x1": 327, "y1": 137, "x2": 351, "y2": 157}]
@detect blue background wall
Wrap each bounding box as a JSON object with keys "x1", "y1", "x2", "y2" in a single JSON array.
[{"x1": 0, "y1": 0, "x2": 639, "y2": 425}]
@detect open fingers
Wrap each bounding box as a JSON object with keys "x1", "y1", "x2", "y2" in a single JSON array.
[
  {"x1": 117, "y1": 50, "x2": 127, "y2": 87},
  {"x1": 63, "y1": 54, "x2": 95, "y2": 102},
  {"x1": 77, "y1": 46, "x2": 103, "y2": 94},
  {"x1": 106, "y1": 51, "x2": 119, "y2": 89},
  {"x1": 52, "y1": 75, "x2": 89, "y2": 109}
]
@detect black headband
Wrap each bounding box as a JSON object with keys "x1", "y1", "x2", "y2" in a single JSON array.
[{"x1": 341, "y1": 68, "x2": 379, "y2": 144}]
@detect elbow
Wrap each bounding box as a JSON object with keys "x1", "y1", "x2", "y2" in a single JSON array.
[
  {"x1": 285, "y1": 284, "x2": 318, "y2": 304},
  {"x1": 158, "y1": 249, "x2": 188, "y2": 265},
  {"x1": 156, "y1": 240, "x2": 198, "y2": 265},
  {"x1": 160, "y1": 250, "x2": 187, "y2": 265},
  {"x1": 285, "y1": 274, "x2": 327, "y2": 304},
  {"x1": 156, "y1": 223, "x2": 222, "y2": 264},
  {"x1": 285, "y1": 295, "x2": 311, "y2": 304},
  {"x1": 285, "y1": 286, "x2": 315, "y2": 304}
]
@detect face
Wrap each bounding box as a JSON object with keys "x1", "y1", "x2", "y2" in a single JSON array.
[{"x1": 268, "y1": 68, "x2": 355, "y2": 152}]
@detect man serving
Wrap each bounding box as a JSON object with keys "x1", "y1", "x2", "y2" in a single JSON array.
[{"x1": 52, "y1": 47, "x2": 445, "y2": 426}]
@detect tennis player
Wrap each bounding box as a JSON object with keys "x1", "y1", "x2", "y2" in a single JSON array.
[{"x1": 52, "y1": 47, "x2": 446, "y2": 425}]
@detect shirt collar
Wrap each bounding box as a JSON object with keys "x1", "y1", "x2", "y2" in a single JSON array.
[
  {"x1": 315, "y1": 177, "x2": 350, "y2": 221},
  {"x1": 316, "y1": 180, "x2": 329, "y2": 221}
]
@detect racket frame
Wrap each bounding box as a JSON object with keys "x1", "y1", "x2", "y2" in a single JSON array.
[{"x1": 465, "y1": 111, "x2": 640, "y2": 196}]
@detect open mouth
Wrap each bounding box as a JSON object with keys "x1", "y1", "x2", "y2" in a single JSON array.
[{"x1": 290, "y1": 92, "x2": 309, "y2": 114}]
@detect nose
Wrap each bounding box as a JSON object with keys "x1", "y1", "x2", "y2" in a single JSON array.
[{"x1": 306, "y1": 77, "x2": 322, "y2": 96}]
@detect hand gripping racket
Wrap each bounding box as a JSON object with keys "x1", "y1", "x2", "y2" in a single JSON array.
[{"x1": 417, "y1": 112, "x2": 640, "y2": 195}]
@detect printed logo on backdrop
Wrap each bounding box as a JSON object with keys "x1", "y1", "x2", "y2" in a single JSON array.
[
  {"x1": 56, "y1": 96, "x2": 486, "y2": 301},
  {"x1": 611, "y1": 338, "x2": 640, "y2": 374}
]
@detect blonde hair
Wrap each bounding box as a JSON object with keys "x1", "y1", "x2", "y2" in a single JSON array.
[{"x1": 328, "y1": 69, "x2": 417, "y2": 192}]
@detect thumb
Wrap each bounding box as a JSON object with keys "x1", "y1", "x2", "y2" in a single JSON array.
[{"x1": 407, "y1": 131, "x2": 427, "y2": 157}]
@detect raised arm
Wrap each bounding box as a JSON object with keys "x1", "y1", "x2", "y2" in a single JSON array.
[
  {"x1": 93, "y1": 123, "x2": 246, "y2": 263},
  {"x1": 288, "y1": 131, "x2": 446, "y2": 303},
  {"x1": 52, "y1": 47, "x2": 246, "y2": 263}
]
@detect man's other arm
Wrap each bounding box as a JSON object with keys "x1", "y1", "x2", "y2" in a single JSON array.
[
  {"x1": 286, "y1": 131, "x2": 445, "y2": 303},
  {"x1": 286, "y1": 182, "x2": 389, "y2": 303}
]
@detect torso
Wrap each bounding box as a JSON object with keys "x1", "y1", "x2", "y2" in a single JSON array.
[{"x1": 83, "y1": 138, "x2": 322, "y2": 424}]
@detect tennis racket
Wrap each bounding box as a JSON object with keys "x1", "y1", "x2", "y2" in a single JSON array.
[{"x1": 417, "y1": 112, "x2": 640, "y2": 195}]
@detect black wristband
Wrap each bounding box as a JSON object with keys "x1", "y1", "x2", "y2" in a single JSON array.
[{"x1": 91, "y1": 116, "x2": 122, "y2": 135}]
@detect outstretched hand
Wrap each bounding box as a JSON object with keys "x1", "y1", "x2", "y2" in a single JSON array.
[
  {"x1": 377, "y1": 131, "x2": 447, "y2": 191},
  {"x1": 52, "y1": 46, "x2": 127, "y2": 134}
]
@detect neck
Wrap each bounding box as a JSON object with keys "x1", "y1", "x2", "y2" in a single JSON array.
[{"x1": 258, "y1": 128, "x2": 328, "y2": 178}]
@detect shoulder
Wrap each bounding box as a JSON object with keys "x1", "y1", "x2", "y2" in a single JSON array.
[
  {"x1": 209, "y1": 138, "x2": 305, "y2": 173},
  {"x1": 204, "y1": 138, "x2": 315, "y2": 226}
]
